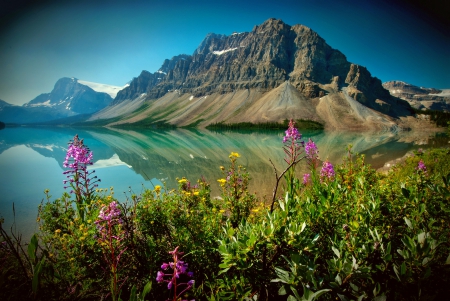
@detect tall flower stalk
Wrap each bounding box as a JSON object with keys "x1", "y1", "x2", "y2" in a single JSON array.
[
  {"x1": 95, "y1": 201, "x2": 127, "y2": 301},
  {"x1": 282, "y1": 119, "x2": 304, "y2": 195},
  {"x1": 63, "y1": 134, "x2": 100, "y2": 219},
  {"x1": 156, "y1": 246, "x2": 195, "y2": 301}
]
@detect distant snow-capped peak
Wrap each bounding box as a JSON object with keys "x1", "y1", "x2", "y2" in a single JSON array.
[{"x1": 77, "y1": 80, "x2": 127, "y2": 98}]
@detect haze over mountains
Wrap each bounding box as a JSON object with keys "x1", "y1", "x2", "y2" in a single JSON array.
[{"x1": 1, "y1": 19, "x2": 447, "y2": 129}]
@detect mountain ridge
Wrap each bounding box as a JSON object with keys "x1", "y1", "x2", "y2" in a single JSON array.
[{"x1": 89, "y1": 18, "x2": 416, "y2": 130}]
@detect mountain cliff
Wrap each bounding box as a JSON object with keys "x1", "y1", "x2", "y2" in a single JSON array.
[
  {"x1": 383, "y1": 81, "x2": 450, "y2": 111},
  {"x1": 90, "y1": 18, "x2": 414, "y2": 130}
]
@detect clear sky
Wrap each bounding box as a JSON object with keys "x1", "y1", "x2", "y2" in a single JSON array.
[{"x1": 0, "y1": 0, "x2": 449, "y2": 105}]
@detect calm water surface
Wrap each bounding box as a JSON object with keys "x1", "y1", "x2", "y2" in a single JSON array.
[{"x1": 0, "y1": 126, "x2": 448, "y2": 239}]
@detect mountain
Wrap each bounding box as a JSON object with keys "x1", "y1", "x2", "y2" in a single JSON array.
[
  {"x1": 0, "y1": 78, "x2": 116, "y2": 124},
  {"x1": 383, "y1": 81, "x2": 450, "y2": 111},
  {"x1": 24, "y1": 77, "x2": 113, "y2": 114},
  {"x1": 90, "y1": 18, "x2": 414, "y2": 131}
]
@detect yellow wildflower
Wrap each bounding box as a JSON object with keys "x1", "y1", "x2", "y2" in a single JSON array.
[
  {"x1": 193, "y1": 191, "x2": 199, "y2": 196},
  {"x1": 55, "y1": 229, "x2": 61, "y2": 234},
  {"x1": 178, "y1": 178, "x2": 187, "y2": 184},
  {"x1": 217, "y1": 179, "x2": 227, "y2": 186},
  {"x1": 219, "y1": 209, "x2": 225, "y2": 213},
  {"x1": 154, "y1": 185, "x2": 161, "y2": 193},
  {"x1": 229, "y1": 152, "x2": 240, "y2": 158},
  {"x1": 220, "y1": 166, "x2": 225, "y2": 170}
]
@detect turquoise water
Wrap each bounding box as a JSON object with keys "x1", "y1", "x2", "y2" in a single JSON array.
[{"x1": 0, "y1": 126, "x2": 448, "y2": 239}]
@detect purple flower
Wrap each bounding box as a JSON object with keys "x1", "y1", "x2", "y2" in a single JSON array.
[
  {"x1": 320, "y1": 160, "x2": 335, "y2": 181},
  {"x1": 417, "y1": 159, "x2": 427, "y2": 173},
  {"x1": 283, "y1": 119, "x2": 304, "y2": 165},
  {"x1": 156, "y1": 271, "x2": 164, "y2": 283},
  {"x1": 283, "y1": 119, "x2": 302, "y2": 144},
  {"x1": 157, "y1": 246, "x2": 195, "y2": 298},
  {"x1": 305, "y1": 139, "x2": 318, "y2": 160},
  {"x1": 303, "y1": 173, "x2": 311, "y2": 185}
]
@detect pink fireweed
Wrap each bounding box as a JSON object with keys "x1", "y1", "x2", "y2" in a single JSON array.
[
  {"x1": 303, "y1": 173, "x2": 311, "y2": 185},
  {"x1": 95, "y1": 201, "x2": 127, "y2": 301},
  {"x1": 305, "y1": 138, "x2": 319, "y2": 168},
  {"x1": 320, "y1": 160, "x2": 335, "y2": 182},
  {"x1": 62, "y1": 134, "x2": 100, "y2": 204},
  {"x1": 157, "y1": 246, "x2": 195, "y2": 301},
  {"x1": 283, "y1": 119, "x2": 304, "y2": 165}
]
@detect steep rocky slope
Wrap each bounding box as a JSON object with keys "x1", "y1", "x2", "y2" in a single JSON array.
[{"x1": 90, "y1": 18, "x2": 414, "y2": 130}]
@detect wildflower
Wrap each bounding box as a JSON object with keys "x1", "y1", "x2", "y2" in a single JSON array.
[
  {"x1": 283, "y1": 119, "x2": 302, "y2": 144},
  {"x1": 156, "y1": 247, "x2": 195, "y2": 299},
  {"x1": 320, "y1": 160, "x2": 335, "y2": 181},
  {"x1": 283, "y1": 119, "x2": 304, "y2": 165},
  {"x1": 305, "y1": 139, "x2": 318, "y2": 160},
  {"x1": 154, "y1": 185, "x2": 161, "y2": 193},
  {"x1": 229, "y1": 152, "x2": 240, "y2": 158},
  {"x1": 220, "y1": 165, "x2": 225, "y2": 170},
  {"x1": 417, "y1": 159, "x2": 427, "y2": 174},
  {"x1": 302, "y1": 173, "x2": 311, "y2": 185},
  {"x1": 217, "y1": 178, "x2": 227, "y2": 186},
  {"x1": 178, "y1": 178, "x2": 187, "y2": 184}
]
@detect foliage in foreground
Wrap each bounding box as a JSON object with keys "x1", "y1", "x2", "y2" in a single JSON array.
[{"x1": 1, "y1": 123, "x2": 450, "y2": 301}]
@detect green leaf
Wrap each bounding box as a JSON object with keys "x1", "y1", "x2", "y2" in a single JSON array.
[
  {"x1": 142, "y1": 281, "x2": 152, "y2": 298},
  {"x1": 32, "y1": 257, "x2": 45, "y2": 293},
  {"x1": 291, "y1": 286, "x2": 301, "y2": 300},
  {"x1": 446, "y1": 252, "x2": 450, "y2": 265},
  {"x1": 28, "y1": 234, "x2": 38, "y2": 263},
  {"x1": 274, "y1": 267, "x2": 290, "y2": 282},
  {"x1": 404, "y1": 217, "x2": 413, "y2": 229},
  {"x1": 287, "y1": 296, "x2": 298, "y2": 301},
  {"x1": 306, "y1": 289, "x2": 331, "y2": 301},
  {"x1": 129, "y1": 285, "x2": 137, "y2": 301},
  {"x1": 400, "y1": 261, "x2": 406, "y2": 275},
  {"x1": 278, "y1": 285, "x2": 287, "y2": 295},
  {"x1": 418, "y1": 232, "x2": 426, "y2": 245},
  {"x1": 332, "y1": 246, "x2": 340, "y2": 258},
  {"x1": 300, "y1": 221, "x2": 306, "y2": 233},
  {"x1": 393, "y1": 265, "x2": 401, "y2": 281}
]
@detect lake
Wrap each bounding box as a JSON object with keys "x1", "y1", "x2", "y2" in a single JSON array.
[{"x1": 0, "y1": 126, "x2": 448, "y2": 240}]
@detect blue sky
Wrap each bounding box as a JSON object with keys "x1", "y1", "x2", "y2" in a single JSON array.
[{"x1": 0, "y1": 0, "x2": 449, "y2": 105}]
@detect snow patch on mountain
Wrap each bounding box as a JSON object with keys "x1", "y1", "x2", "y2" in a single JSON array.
[
  {"x1": 78, "y1": 80, "x2": 126, "y2": 98},
  {"x1": 213, "y1": 47, "x2": 238, "y2": 55}
]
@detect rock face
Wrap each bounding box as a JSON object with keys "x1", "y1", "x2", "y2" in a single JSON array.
[
  {"x1": 99, "y1": 18, "x2": 413, "y2": 130},
  {"x1": 383, "y1": 81, "x2": 450, "y2": 111}
]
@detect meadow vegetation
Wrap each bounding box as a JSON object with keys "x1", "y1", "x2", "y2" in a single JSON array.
[{"x1": 1, "y1": 120, "x2": 450, "y2": 300}]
